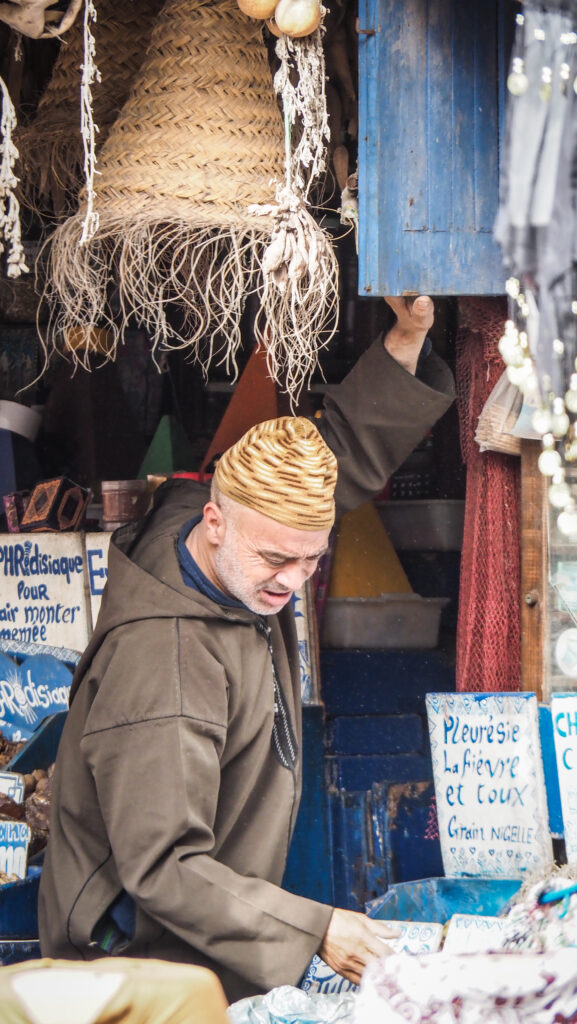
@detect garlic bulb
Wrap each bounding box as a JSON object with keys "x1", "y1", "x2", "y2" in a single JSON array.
[
  {"x1": 237, "y1": 0, "x2": 278, "y2": 19},
  {"x1": 273, "y1": 0, "x2": 322, "y2": 37}
]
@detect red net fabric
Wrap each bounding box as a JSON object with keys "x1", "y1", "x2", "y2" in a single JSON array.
[{"x1": 455, "y1": 297, "x2": 521, "y2": 692}]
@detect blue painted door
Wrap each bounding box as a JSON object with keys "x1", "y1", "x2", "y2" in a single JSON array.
[{"x1": 358, "y1": 0, "x2": 508, "y2": 296}]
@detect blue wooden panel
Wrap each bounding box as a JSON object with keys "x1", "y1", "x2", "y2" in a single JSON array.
[
  {"x1": 0, "y1": 941, "x2": 41, "y2": 965},
  {"x1": 327, "y1": 714, "x2": 423, "y2": 755},
  {"x1": 320, "y1": 649, "x2": 456, "y2": 715},
  {"x1": 282, "y1": 705, "x2": 333, "y2": 904},
  {"x1": 370, "y1": 780, "x2": 444, "y2": 886},
  {"x1": 327, "y1": 752, "x2": 433, "y2": 791},
  {"x1": 328, "y1": 789, "x2": 372, "y2": 911},
  {"x1": 538, "y1": 703, "x2": 564, "y2": 839},
  {"x1": 0, "y1": 872, "x2": 40, "y2": 939},
  {"x1": 358, "y1": 0, "x2": 507, "y2": 295},
  {"x1": 329, "y1": 781, "x2": 443, "y2": 910}
]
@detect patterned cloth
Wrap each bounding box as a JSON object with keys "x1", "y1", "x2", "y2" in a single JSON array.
[
  {"x1": 355, "y1": 949, "x2": 577, "y2": 1023},
  {"x1": 502, "y1": 877, "x2": 577, "y2": 953}
]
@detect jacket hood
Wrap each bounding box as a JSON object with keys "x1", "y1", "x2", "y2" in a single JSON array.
[{"x1": 95, "y1": 478, "x2": 256, "y2": 639}]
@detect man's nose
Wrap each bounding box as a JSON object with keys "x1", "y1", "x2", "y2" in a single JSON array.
[{"x1": 275, "y1": 561, "x2": 312, "y2": 591}]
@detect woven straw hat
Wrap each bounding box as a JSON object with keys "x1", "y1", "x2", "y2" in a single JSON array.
[{"x1": 16, "y1": 0, "x2": 164, "y2": 219}]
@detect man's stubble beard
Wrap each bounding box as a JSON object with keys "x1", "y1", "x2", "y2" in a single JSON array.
[{"x1": 213, "y1": 532, "x2": 289, "y2": 616}]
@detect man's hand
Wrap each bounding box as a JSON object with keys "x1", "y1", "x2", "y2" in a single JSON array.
[
  {"x1": 383, "y1": 295, "x2": 435, "y2": 375},
  {"x1": 318, "y1": 908, "x2": 401, "y2": 986}
]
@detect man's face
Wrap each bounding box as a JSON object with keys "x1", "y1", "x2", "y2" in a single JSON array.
[{"x1": 213, "y1": 503, "x2": 331, "y2": 615}]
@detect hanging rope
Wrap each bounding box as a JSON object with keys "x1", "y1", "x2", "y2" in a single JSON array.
[
  {"x1": 79, "y1": 0, "x2": 101, "y2": 245},
  {"x1": 0, "y1": 75, "x2": 28, "y2": 278}
]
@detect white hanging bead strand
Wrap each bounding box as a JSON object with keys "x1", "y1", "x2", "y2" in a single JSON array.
[
  {"x1": 507, "y1": 14, "x2": 529, "y2": 96},
  {"x1": 551, "y1": 397, "x2": 571, "y2": 439},
  {"x1": 558, "y1": 501, "x2": 577, "y2": 537},
  {"x1": 538, "y1": 434, "x2": 563, "y2": 476},
  {"x1": 549, "y1": 469, "x2": 572, "y2": 509}
]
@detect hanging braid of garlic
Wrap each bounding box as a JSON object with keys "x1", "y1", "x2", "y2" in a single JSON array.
[
  {"x1": 250, "y1": 19, "x2": 339, "y2": 408},
  {"x1": 79, "y1": 0, "x2": 101, "y2": 245},
  {"x1": 0, "y1": 76, "x2": 28, "y2": 279},
  {"x1": 273, "y1": 29, "x2": 330, "y2": 201}
]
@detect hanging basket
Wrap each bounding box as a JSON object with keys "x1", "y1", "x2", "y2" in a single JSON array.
[
  {"x1": 16, "y1": 0, "x2": 164, "y2": 221},
  {"x1": 41, "y1": 0, "x2": 339, "y2": 403}
]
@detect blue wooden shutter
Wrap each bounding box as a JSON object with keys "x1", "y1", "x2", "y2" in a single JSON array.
[{"x1": 358, "y1": 0, "x2": 507, "y2": 296}]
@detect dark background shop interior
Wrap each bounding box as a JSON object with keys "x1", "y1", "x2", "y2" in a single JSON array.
[{"x1": 0, "y1": 228, "x2": 465, "y2": 642}]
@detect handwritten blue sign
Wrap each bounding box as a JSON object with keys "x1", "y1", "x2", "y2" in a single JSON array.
[
  {"x1": 0, "y1": 532, "x2": 116, "y2": 651},
  {"x1": 0, "y1": 535, "x2": 89, "y2": 650},
  {"x1": 551, "y1": 693, "x2": 577, "y2": 863},
  {"x1": 426, "y1": 693, "x2": 552, "y2": 878},
  {"x1": 0, "y1": 651, "x2": 72, "y2": 741}
]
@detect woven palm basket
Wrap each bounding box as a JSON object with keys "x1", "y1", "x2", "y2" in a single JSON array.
[
  {"x1": 16, "y1": 0, "x2": 164, "y2": 220},
  {"x1": 43, "y1": 0, "x2": 339, "y2": 401}
]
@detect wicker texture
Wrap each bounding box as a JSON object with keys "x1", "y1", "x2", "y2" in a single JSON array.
[
  {"x1": 16, "y1": 0, "x2": 164, "y2": 218},
  {"x1": 89, "y1": 0, "x2": 284, "y2": 226}
]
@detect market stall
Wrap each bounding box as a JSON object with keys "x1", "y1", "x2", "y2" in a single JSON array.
[{"x1": 3, "y1": 0, "x2": 577, "y2": 1022}]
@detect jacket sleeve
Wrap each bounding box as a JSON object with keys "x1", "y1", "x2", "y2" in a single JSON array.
[{"x1": 315, "y1": 337, "x2": 455, "y2": 516}]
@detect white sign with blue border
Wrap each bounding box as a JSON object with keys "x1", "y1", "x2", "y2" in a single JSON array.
[
  {"x1": 427, "y1": 692, "x2": 552, "y2": 878},
  {"x1": 0, "y1": 534, "x2": 89, "y2": 650}
]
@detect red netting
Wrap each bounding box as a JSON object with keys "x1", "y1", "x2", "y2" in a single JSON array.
[
  {"x1": 424, "y1": 794, "x2": 440, "y2": 842},
  {"x1": 455, "y1": 297, "x2": 521, "y2": 692}
]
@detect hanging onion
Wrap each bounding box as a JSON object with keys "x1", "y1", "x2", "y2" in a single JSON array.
[
  {"x1": 237, "y1": 0, "x2": 278, "y2": 19},
  {"x1": 273, "y1": 0, "x2": 322, "y2": 37}
]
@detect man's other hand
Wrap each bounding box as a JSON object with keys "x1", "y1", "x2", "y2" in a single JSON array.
[
  {"x1": 383, "y1": 295, "x2": 435, "y2": 374},
  {"x1": 318, "y1": 907, "x2": 401, "y2": 986}
]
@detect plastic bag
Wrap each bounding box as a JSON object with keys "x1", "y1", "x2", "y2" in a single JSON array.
[
  {"x1": 227, "y1": 985, "x2": 356, "y2": 1024},
  {"x1": 475, "y1": 370, "x2": 523, "y2": 455}
]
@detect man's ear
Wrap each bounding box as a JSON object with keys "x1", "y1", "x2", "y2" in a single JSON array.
[{"x1": 203, "y1": 501, "x2": 226, "y2": 546}]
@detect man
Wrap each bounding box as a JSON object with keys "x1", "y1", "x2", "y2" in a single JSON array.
[{"x1": 39, "y1": 296, "x2": 455, "y2": 1002}]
